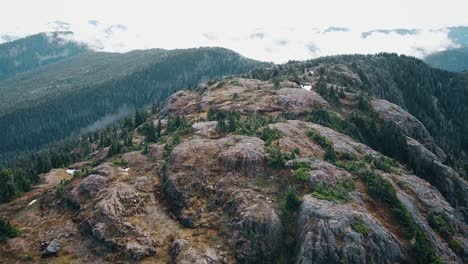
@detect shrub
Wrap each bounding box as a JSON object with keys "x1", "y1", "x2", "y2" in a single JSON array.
[
  {"x1": 351, "y1": 216, "x2": 369, "y2": 236},
  {"x1": 412, "y1": 230, "x2": 442, "y2": 264},
  {"x1": 259, "y1": 127, "x2": 282, "y2": 146},
  {"x1": 335, "y1": 160, "x2": 368, "y2": 173},
  {"x1": 0, "y1": 218, "x2": 19, "y2": 242},
  {"x1": 55, "y1": 179, "x2": 70, "y2": 198},
  {"x1": 285, "y1": 189, "x2": 302, "y2": 211},
  {"x1": 267, "y1": 145, "x2": 286, "y2": 169},
  {"x1": 427, "y1": 212, "x2": 455, "y2": 240},
  {"x1": 307, "y1": 129, "x2": 337, "y2": 163},
  {"x1": 370, "y1": 156, "x2": 396, "y2": 172},
  {"x1": 112, "y1": 158, "x2": 128, "y2": 166},
  {"x1": 312, "y1": 179, "x2": 355, "y2": 203},
  {"x1": 293, "y1": 167, "x2": 310, "y2": 181},
  {"x1": 449, "y1": 239, "x2": 462, "y2": 254}
]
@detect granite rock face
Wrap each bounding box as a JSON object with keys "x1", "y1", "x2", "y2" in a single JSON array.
[{"x1": 297, "y1": 196, "x2": 405, "y2": 264}]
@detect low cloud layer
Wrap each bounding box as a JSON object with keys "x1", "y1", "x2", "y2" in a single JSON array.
[{"x1": 1, "y1": 20, "x2": 465, "y2": 63}]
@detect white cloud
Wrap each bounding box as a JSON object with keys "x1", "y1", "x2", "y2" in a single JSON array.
[{"x1": 1, "y1": 0, "x2": 467, "y2": 62}]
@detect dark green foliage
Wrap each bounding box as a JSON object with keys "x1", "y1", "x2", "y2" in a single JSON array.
[
  {"x1": 412, "y1": 230, "x2": 442, "y2": 264},
  {"x1": 134, "y1": 110, "x2": 147, "y2": 128},
  {"x1": 358, "y1": 169, "x2": 440, "y2": 263},
  {"x1": 427, "y1": 212, "x2": 455, "y2": 241},
  {"x1": 293, "y1": 167, "x2": 310, "y2": 181},
  {"x1": 140, "y1": 122, "x2": 157, "y2": 142},
  {"x1": 292, "y1": 161, "x2": 310, "y2": 181},
  {"x1": 311, "y1": 179, "x2": 355, "y2": 203},
  {"x1": 259, "y1": 127, "x2": 282, "y2": 146},
  {"x1": 335, "y1": 160, "x2": 368, "y2": 173},
  {"x1": 351, "y1": 216, "x2": 369, "y2": 236},
  {"x1": 449, "y1": 239, "x2": 462, "y2": 254},
  {"x1": 0, "y1": 218, "x2": 19, "y2": 242},
  {"x1": 368, "y1": 155, "x2": 396, "y2": 172},
  {"x1": 167, "y1": 115, "x2": 191, "y2": 133},
  {"x1": 0, "y1": 169, "x2": 34, "y2": 202},
  {"x1": 108, "y1": 140, "x2": 122, "y2": 157},
  {"x1": 307, "y1": 129, "x2": 337, "y2": 162},
  {"x1": 208, "y1": 108, "x2": 285, "y2": 139},
  {"x1": 316, "y1": 76, "x2": 327, "y2": 96},
  {"x1": 267, "y1": 145, "x2": 286, "y2": 169},
  {"x1": 285, "y1": 189, "x2": 302, "y2": 211},
  {"x1": 307, "y1": 108, "x2": 356, "y2": 137},
  {"x1": 346, "y1": 112, "x2": 409, "y2": 163},
  {"x1": 55, "y1": 179, "x2": 70, "y2": 198}
]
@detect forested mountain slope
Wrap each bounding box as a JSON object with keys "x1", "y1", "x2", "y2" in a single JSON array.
[
  {"x1": 424, "y1": 47, "x2": 468, "y2": 72},
  {"x1": 0, "y1": 47, "x2": 266, "y2": 163},
  {"x1": 0, "y1": 31, "x2": 88, "y2": 80},
  {"x1": 0, "y1": 53, "x2": 466, "y2": 263}
]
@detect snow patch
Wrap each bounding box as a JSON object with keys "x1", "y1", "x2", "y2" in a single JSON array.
[
  {"x1": 66, "y1": 169, "x2": 79, "y2": 175},
  {"x1": 301, "y1": 84, "x2": 312, "y2": 91}
]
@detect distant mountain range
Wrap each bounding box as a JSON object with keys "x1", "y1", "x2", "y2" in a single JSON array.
[
  {"x1": 0, "y1": 32, "x2": 267, "y2": 163},
  {"x1": 0, "y1": 31, "x2": 88, "y2": 80},
  {"x1": 424, "y1": 47, "x2": 468, "y2": 72}
]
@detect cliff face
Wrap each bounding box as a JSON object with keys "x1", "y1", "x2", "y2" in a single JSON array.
[{"x1": 0, "y1": 56, "x2": 467, "y2": 263}]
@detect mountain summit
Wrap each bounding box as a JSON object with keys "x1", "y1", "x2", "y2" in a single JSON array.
[{"x1": 0, "y1": 53, "x2": 466, "y2": 263}]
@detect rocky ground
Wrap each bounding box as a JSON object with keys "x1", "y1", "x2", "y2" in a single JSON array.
[{"x1": 0, "y1": 67, "x2": 467, "y2": 263}]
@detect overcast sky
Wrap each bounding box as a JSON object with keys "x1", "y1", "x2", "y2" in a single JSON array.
[{"x1": 2, "y1": 0, "x2": 468, "y2": 62}]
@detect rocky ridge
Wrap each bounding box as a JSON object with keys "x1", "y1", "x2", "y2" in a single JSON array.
[{"x1": 0, "y1": 60, "x2": 467, "y2": 263}]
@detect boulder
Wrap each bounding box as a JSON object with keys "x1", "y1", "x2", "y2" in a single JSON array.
[
  {"x1": 92, "y1": 147, "x2": 110, "y2": 165},
  {"x1": 124, "y1": 238, "x2": 156, "y2": 260},
  {"x1": 42, "y1": 239, "x2": 61, "y2": 257},
  {"x1": 170, "y1": 239, "x2": 226, "y2": 264}
]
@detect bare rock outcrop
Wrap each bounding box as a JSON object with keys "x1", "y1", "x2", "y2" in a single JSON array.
[
  {"x1": 160, "y1": 90, "x2": 202, "y2": 117},
  {"x1": 225, "y1": 190, "x2": 283, "y2": 263},
  {"x1": 286, "y1": 157, "x2": 353, "y2": 187},
  {"x1": 163, "y1": 136, "x2": 268, "y2": 216},
  {"x1": 371, "y1": 99, "x2": 446, "y2": 161},
  {"x1": 296, "y1": 195, "x2": 405, "y2": 264},
  {"x1": 171, "y1": 239, "x2": 227, "y2": 263},
  {"x1": 406, "y1": 137, "x2": 468, "y2": 216}
]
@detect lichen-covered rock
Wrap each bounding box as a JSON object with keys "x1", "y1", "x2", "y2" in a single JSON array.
[
  {"x1": 277, "y1": 88, "x2": 329, "y2": 114},
  {"x1": 192, "y1": 121, "x2": 219, "y2": 139},
  {"x1": 122, "y1": 151, "x2": 148, "y2": 169},
  {"x1": 371, "y1": 99, "x2": 447, "y2": 161},
  {"x1": 78, "y1": 174, "x2": 107, "y2": 197},
  {"x1": 42, "y1": 239, "x2": 61, "y2": 257},
  {"x1": 94, "y1": 182, "x2": 145, "y2": 221},
  {"x1": 219, "y1": 137, "x2": 267, "y2": 177},
  {"x1": 92, "y1": 147, "x2": 109, "y2": 165},
  {"x1": 171, "y1": 239, "x2": 227, "y2": 264},
  {"x1": 163, "y1": 136, "x2": 268, "y2": 216},
  {"x1": 296, "y1": 196, "x2": 405, "y2": 264},
  {"x1": 124, "y1": 238, "x2": 157, "y2": 260},
  {"x1": 270, "y1": 120, "x2": 378, "y2": 158},
  {"x1": 225, "y1": 190, "x2": 283, "y2": 263},
  {"x1": 287, "y1": 158, "x2": 353, "y2": 187},
  {"x1": 148, "y1": 143, "x2": 165, "y2": 160},
  {"x1": 406, "y1": 137, "x2": 468, "y2": 215},
  {"x1": 160, "y1": 90, "x2": 202, "y2": 117}
]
